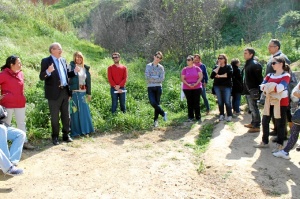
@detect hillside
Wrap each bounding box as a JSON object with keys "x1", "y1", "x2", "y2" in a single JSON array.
[{"x1": 1, "y1": 0, "x2": 300, "y2": 139}]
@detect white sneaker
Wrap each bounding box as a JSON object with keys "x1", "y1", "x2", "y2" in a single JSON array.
[
  {"x1": 273, "y1": 150, "x2": 290, "y2": 160},
  {"x1": 226, "y1": 116, "x2": 232, "y2": 122},
  {"x1": 163, "y1": 112, "x2": 168, "y2": 121},
  {"x1": 154, "y1": 120, "x2": 158, "y2": 127},
  {"x1": 219, "y1": 115, "x2": 225, "y2": 121}
]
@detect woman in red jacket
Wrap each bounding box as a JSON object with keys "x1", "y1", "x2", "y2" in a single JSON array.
[{"x1": 0, "y1": 55, "x2": 34, "y2": 149}]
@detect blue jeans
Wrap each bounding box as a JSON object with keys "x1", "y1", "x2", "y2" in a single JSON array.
[
  {"x1": 110, "y1": 87, "x2": 126, "y2": 113},
  {"x1": 0, "y1": 149, "x2": 13, "y2": 173},
  {"x1": 0, "y1": 124, "x2": 25, "y2": 165},
  {"x1": 148, "y1": 86, "x2": 165, "y2": 121},
  {"x1": 213, "y1": 86, "x2": 232, "y2": 116},
  {"x1": 232, "y1": 93, "x2": 241, "y2": 113},
  {"x1": 246, "y1": 95, "x2": 261, "y2": 128},
  {"x1": 201, "y1": 87, "x2": 210, "y2": 112}
]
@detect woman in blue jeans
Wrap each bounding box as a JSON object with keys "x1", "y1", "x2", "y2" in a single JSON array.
[
  {"x1": 210, "y1": 54, "x2": 233, "y2": 122},
  {"x1": 0, "y1": 123, "x2": 25, "y2": 166}
]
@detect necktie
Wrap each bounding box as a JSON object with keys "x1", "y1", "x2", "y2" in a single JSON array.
[{"x1": 56, "y1": 58, "x2": 67, "y2": 86}]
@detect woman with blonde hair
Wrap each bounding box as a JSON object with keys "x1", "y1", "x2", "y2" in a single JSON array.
[{"x1": 68, "y1": 52, "x2": 94, "y2": 137}]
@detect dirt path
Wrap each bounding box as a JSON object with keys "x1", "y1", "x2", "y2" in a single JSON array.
[{"x1": 1, "y1": 111, "x2": 300, "y2": 199}]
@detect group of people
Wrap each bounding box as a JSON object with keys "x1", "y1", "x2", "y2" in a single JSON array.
[
  {"x1": 1, "y1": 39, "x2": 299, "y2": 176},
  {"x1": 180, "y1": 39, "x2": 300, "y2": 162},
  {"x1": 0, "y1": 43, "x2": 95, "y2": 175}
]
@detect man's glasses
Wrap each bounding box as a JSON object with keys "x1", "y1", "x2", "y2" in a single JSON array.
[
  {"x1": 155, "y1": 55, "x2": 162, "y2": 59},
  {"x1": 187, "y1": 59, "x2": 192, "y2": 61},
  {"x1": 271, "y1": 61, "x2": 280, "y2": 65},
  {"x1": 218, "y1": 57, "x2": 224, "y2": 60},
  {"x1": 112, "y1": 56, "x2": 119, "y2": 59}
]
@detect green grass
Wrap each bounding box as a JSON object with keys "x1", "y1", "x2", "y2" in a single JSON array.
[
  {"x1": 1, "y1": 0, "x2": 298, "y2": 148},
  {"x1": 185, "y1": 123, "x2": 214, "y2": 155}
]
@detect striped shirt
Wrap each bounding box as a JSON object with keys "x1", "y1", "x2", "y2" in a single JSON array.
[{"x1": 261, "y1": 72, "x2": 290, "y2": 106}]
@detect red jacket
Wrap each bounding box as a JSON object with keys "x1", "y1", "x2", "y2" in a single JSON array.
[
  {"x1": 0, "y1": 68, "x2": 26, "y2": 108},
  {"x1": 107, "y1": 64, "x2": 128, "y2": 87}
]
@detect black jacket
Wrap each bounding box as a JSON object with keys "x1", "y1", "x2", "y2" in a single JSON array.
[
  {"x1": 39, "y1": 56, "x2": 76, "y2": 100},
  {"x1": 232, "y1": 65, "x2": 243, "y2": 94},
  {"x1": 243, "y1": 58, "x2": 263, "y2": 95},
  {"x1": 210, "y1": 64, "x2": 233, "y2": 87},
  {"x1": 68, "y1": 61, "x2": 92, "y2": 95}
]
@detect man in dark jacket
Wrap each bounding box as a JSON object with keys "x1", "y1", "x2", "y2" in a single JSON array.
[
  {"x1": 40, "y1": 42, "x2": 80, "y2": 145},
  {"x1": 243, "y1": 47, "x2": 263, "y2": 132}
]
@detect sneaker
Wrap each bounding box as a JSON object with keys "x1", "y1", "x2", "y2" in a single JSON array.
[
  {"x1": 5, "y1": 166, "x2": 23, "y2": 176},
  {"x1": 244, "y1": 123, "x2": 253, "y2": 128},
  {"x1": 272, "y1": 144, "x2": 283, "y2": 153},
  {"x1": 23, "y1": 142, "x2": 35, "y2": 150},
  {"x1": 206, "y1": 110, "x2": 210, "y2": 115},
  {"x1": 254, "y1": 142, "x2": 269, "y2": 148},
  {"x1": 226, "y1": 116, "x2": 232, "y2": 122},
  {"x1": 197, "y1": 119, "x2": 202, "y2": 123},
  {"x1": 219, "y1": 115, "x2": 225, "y2": 121},
  {"x1": 154, "y1": 120, "x2": 158, "y2": 127},
  {"x1": 163, "y1": 112, "x2": 167, "y2": 121},
  {"x1": 273, "y1": 150, "x2": 290, "y2": 160}
]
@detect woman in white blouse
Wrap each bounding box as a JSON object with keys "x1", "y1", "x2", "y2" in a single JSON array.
[{"x1": 68, "y1": 52, "x2": 94, "y2": 137}]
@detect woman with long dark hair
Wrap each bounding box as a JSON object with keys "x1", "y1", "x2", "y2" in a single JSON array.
[
  {"x1": 254, "y1": 56, "x2": 290, "y2": 152},
  {"x1": 210, "y1": 54, "x2": 233, "y2": 122},
  {"x1": 0, "y1": 55, "x2": 34, "y2": 150},
  {"x1": 181, "y1": 55, "x2": 203, "y2": 122}
]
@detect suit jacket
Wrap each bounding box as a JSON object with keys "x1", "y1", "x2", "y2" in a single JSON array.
[{"x1": 39, "y1": 56, "x2": 76, "y2": 100}]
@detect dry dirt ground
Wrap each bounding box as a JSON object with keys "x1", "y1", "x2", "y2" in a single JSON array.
[{"x1": 1, "y1": 110, "x2": 300, "y2": 199}]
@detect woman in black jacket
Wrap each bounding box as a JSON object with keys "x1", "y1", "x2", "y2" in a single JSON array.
[
  {"x1": 210, "y1": 54, "x2": 233, "y2": 122},
  {"x1": 231, "y1": 58, "x2": 243, "y2": 115}
]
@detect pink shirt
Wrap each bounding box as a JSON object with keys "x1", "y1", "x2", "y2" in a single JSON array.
[{"x1": 181, "y1": 66, "x2": 202, "y2": 90}]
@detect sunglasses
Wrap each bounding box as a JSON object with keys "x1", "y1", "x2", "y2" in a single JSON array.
[
  {"x1": 187, "y1": 59, "x2": 192, "y2": 61},
  {"x1": 112, "y1": 56, "x2": 119, "y2": 59},
  {"x1": 218, "y1": 57, "x2": 224, "y2": 60},
  {"x1": 155, "y1": 56, "x2": 162, "y2": 59},
  {"x1": 271, "y1": 61, "x2": 280, "y2": 65}
]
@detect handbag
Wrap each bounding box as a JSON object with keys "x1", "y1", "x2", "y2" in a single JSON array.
[
  {"x1": 291, "y1": 109, "x2": 300, "y2": 125},
  {"x1": 248, "y1": 88, "x2": 260, "y2": 100},
  {"x1": 0, "y1": 105, "x2": 8, "y2": 120}
]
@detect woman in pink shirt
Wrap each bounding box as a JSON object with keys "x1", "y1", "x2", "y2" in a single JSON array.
[{"x1": 181, "y1": 55, "x2": 203, "y2": 122}]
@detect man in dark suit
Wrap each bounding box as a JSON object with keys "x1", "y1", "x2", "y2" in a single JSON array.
[{"x1": 39, "y1": 42, "x2": 79, "y2": 145}]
